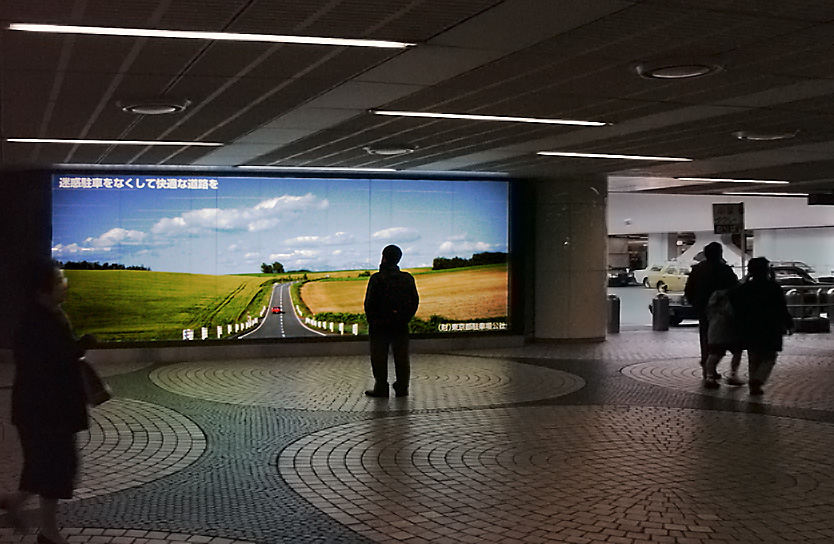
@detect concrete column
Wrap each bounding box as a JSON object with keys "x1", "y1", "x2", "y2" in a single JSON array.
[
  {"x1": 647, "y1": 233, "x2": 673, "y2": 265},
  {"x1": 533, "y1": 176, "x2": 607, "y2": 341}
]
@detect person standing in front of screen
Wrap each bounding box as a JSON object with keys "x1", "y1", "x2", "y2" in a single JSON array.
[{"x1": 363, "y1": 245, "x2": 420, "y2": 398}]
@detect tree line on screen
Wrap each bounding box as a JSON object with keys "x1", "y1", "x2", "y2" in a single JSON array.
[
  {"x1": 263, "y1": 252, "x2": 507, "y2": 275},
  {"x1": 261, "y1": 262, "x2": 312, "y2": 274},
  {"x1": 59, "y1": 260, "x2": 151, "y2": 271},
  {"x1": 432, "y1": 252, "x2": 507, "y2": 270}
]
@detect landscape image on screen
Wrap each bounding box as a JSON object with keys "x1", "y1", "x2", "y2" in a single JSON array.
[{"x1": 52, "y1": 174, "x2": 510, "y2": 342}]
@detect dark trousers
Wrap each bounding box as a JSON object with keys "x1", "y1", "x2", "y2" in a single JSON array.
[{"x1": 369, "y1": 323, "x2": 410, "y2": 392}]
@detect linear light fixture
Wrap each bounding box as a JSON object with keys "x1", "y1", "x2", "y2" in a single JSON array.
[
  {"x1": 723, "y1": 191, "x2": 808, "y2": 197},
  {"x1": 677, "y1": 177, "x2": 790, "y2": 185},
  {"x1": 8, "y1": 23, "x2": 414, "y2": 49},
  {"x1": 237, "y1": 166, "x2": 397, "y2": 172},
  {"x1": 537, "y1": 151, "x2": 692, "y2": 161},
  {"x1": 7, "y1": 138, "x2": 222, "y2": 146},
  {"x1": 371, "y1": 110, "x2": 607, "y2": 127}
]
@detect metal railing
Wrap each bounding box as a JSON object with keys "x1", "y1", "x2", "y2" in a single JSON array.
[{"x1": 784, "y1": 286, "x2": 834, "y2": 320}]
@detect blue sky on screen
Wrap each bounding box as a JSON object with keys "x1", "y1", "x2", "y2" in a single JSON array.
[{"x1": 52, "y1": 175, "x2": 509, "y2": 275}]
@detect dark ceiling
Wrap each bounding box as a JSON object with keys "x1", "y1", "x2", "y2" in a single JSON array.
[{"x1": 3, "y1": 0, "x2": 834, "y2": 196}]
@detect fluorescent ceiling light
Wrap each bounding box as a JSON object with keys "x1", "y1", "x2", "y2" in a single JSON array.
[
  {"x1": 237, "y1": 166, "x2": 397, "y2": 172},
  {"x1": 723, "y1": 192, "x2": 808, "y2": 197},
  {"x1": 371, "y1": 110, "x2": 607, "y2": 127},
  {"x1": 537, "y1": 151, "x2": 692, "y2": 161},
  {"x1": 677, "y1": 177, "x2": 790, "y2": 185},
  {"x1": 8, "y1": 23, "x2": 414, "y2": 49},
  {"x1": 7, "y1": 138, "x2": 221, "y2": 146}
]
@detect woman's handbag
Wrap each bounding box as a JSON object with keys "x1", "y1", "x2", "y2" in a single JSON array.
[{"x1": 78, "y1": 357, "x2": 112, "y2": 406}]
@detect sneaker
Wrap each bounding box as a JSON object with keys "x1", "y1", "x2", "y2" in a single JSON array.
[{"x1": 704, "y1": 379, "x2": 719, "y2": 389}]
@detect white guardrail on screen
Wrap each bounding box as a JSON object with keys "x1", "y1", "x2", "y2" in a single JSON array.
[
  {"x1": 181, "y1": 305, "x2": 267, "y2": 340},
  {"x1": 181, "y1": 303, "x2": 510, "y2": 340}
]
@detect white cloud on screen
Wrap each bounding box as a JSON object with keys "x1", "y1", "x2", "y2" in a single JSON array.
[
  {"x1": 55, "y1": 194, "x2": 329, "y2": 259},
  {"x1": 285, "y1": 231, "x2": 355, "y2": 246},
  {"x1": 371, "y1": 227, "x2": 421, "y2": 242},
  {"x1": 53, "y1": 227, "x2": 147, "y2": 257},
  {"x1": 87, "y1": 227, "x2": 147, "y2": 247},
  {"x1": 268, "y1": 249, "x2": 319, "y2": 260},
  {"x1": 52, "y1": 243, "x2": 91, "y2": 256},
  {"x1": 438, "y1": 233, "x2": 497, "y2": 255},
  {"x1": 151, "y1": 194, "x2": 328, "y2": 235}
]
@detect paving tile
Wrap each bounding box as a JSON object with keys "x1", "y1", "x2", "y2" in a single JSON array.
[
  {"x1": 2, "y1": 329, "x2": 834, "y2": 543},
  {"x1": 148, "y1": 354, "x2": 584, "y2": 411}
]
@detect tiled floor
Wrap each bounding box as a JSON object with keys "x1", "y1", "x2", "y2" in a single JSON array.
[{"x1": 1, "y1": 328, "x2": 833, "y2": 543}]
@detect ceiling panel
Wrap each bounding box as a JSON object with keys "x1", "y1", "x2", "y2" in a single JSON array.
[{"x1": 1, "y1": 0, "x2": 834, "y2": 196}]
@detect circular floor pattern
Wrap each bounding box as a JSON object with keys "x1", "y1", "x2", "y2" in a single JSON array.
[
  {"x1": 622, "y1": 354, "x2": 834, "y2": 411},
  {"x1": 280, "y1": 405, "x2": 834, "y2": 543},
  {"x1": 0, "y1": 527, "x2": 255, "y2": 543},
  {"x1": 0, "y1": 398, "x2": 206, "y2": 502},
  {"x1": 149, "y1": 354, "x2": 585, "y2": 412}
]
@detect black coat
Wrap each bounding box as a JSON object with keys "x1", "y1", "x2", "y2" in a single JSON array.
[
  {"x1": 364, "y1": 264, "x2": 419, "y2": 329},
  {"x1": 684, "y1": 260, "x2": 738, "y2": 317},
  {"x1": 729, "y1": 278, "x2": 793, "y2": 353},
  {"x1": 12, "y1": 304, "x2": 89, "y2": 434}
]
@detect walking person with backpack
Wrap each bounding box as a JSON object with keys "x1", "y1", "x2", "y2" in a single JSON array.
[{"x1": 684, "y1": 242, "x2": 739, "y2": 380}]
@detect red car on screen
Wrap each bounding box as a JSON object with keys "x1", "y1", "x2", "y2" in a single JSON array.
[{"x1": 271, "y1": 306, "x2": 283, "y2": 314}]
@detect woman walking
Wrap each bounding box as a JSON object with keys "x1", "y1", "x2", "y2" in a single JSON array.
[
  {"x1": 729, "y1": 257, "x2": 794, "y2": 395},
  {"x1": 0, "y1": 258, "x2": 90, "y2": 544}
]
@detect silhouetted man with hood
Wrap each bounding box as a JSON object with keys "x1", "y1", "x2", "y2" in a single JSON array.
[{"x1": 363, "y1": 245, "x2": 419, "y2": 398}]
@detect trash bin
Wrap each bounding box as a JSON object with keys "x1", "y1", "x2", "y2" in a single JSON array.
[
  {"x1": 607, "y1": 294, "x2": 620, "y2": 334},
  {"x1": 651, "y1": 293, "x2": 669, "y2": 331}
]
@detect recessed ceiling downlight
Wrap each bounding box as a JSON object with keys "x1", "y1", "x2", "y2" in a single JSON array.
[
  {"x1": 363, "y1": 144, "x2": 416, "y2": 156},
  {"x1": 636, "y1": 59, "x2": 723, "y2": 79},
  {"x1": 120, "y1": 99, "x2": 189, "y2": 115},
  {"x1": 733, "y1": 130, "x2": 798, "y2": 141}
]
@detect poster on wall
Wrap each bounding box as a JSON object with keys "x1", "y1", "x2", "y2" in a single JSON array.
[{"x1": 52, "y1": 174, "x2": 510, "y2": 342}]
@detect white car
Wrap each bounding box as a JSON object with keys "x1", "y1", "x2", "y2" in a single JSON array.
[
  {"x1": 636, "y1": 261, "x2": 694, "y2": 291},
  {"x1": 633, "y1": 266, "x2": 655, "y2": 288}
]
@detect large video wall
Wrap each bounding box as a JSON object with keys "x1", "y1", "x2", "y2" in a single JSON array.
[{"x1": 52, "y1": 174, "x2": 510, "y2": 342}]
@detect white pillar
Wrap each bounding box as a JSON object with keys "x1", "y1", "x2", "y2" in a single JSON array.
[
  {"x1": 647, "y1": 233, "x2": 674, "y2": 265},
  {"x1": 533, "y1": 176, "x2": 607, "y2": 341}
]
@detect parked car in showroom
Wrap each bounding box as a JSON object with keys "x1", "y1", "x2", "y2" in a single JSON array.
[
  {"x1": 644, "y1": 261, "x2": 693, "y2": 292},
  {"x1": 633, "y1": 265, "x2": 658, "y2": 288},
  {"x1": 634, "y1": 265, "x2": 660, "y2": 288},
  {"x1": 649, "y1": 263, "x2": 834, "y2": 327},
  {"x1": 770, "y1": 263, "x2": 833, "y2": 286},
  {"x1": 607, "y1": 266, "x2": 637, "y2": 286}
]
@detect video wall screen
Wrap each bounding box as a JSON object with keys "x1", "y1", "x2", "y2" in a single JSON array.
[{"x1": 52, "y1": 174, "x2": 510, "y2": 342}]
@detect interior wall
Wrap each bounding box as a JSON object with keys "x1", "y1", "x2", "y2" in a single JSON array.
[
  {"x1": 609, "y1": 192, "x2": 834, "y2": 234},
  {"x1": 754, "y1": 228, "x2": 834, "y2": 275}
]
